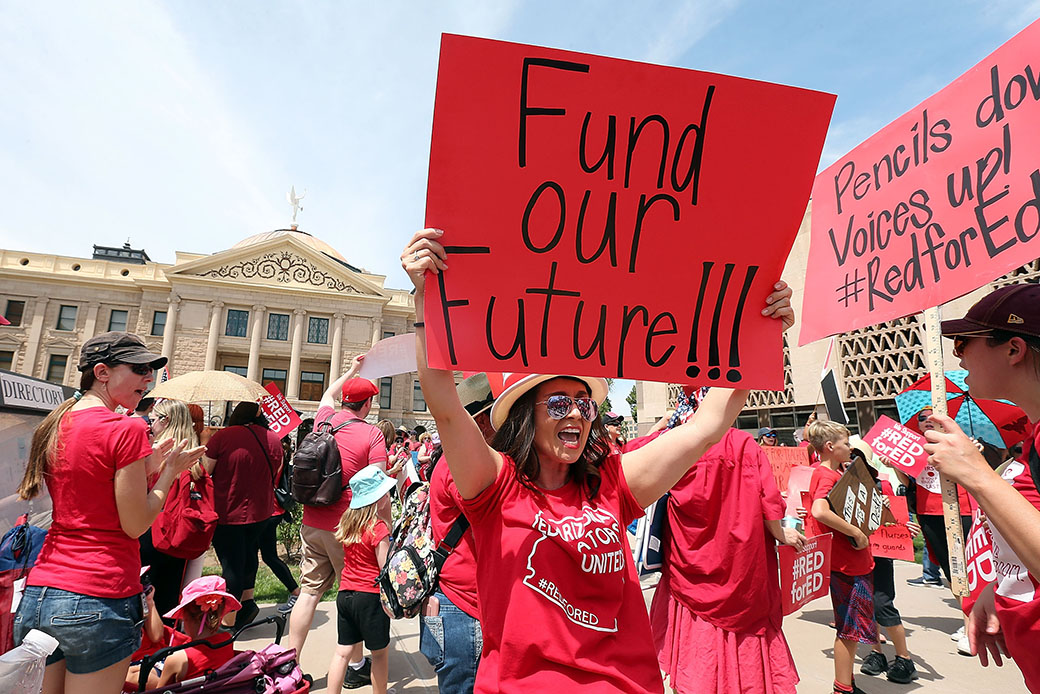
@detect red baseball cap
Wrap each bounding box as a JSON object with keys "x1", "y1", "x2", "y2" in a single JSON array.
[
  {"x1": 941, "y1": 284, "x2": 1040, "y2": 339},
  {"x1": 342, "y1": 378, "x2": 378, "y2": 402}
]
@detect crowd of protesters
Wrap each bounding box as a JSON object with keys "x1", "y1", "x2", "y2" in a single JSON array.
[{"x1": 7, "y1": 259, "x2": 1040, "y2": 694}]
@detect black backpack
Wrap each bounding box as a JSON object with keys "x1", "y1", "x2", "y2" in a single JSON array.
[{"x1": 291, "y1": 418, "x2": 356, "y2": 506}]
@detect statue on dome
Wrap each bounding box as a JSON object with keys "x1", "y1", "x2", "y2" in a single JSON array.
[{"x1": 287, "y1": 186, "x2": 306, "y2": 225}]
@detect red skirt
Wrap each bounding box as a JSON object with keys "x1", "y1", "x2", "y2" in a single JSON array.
[{"x1": 650, "y1": 575, "x2": 798, "y2": 694}]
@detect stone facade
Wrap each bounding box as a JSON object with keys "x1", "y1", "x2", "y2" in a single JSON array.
[{"x1": 0, "y1": 228, "x2": 429, "y2": 426}]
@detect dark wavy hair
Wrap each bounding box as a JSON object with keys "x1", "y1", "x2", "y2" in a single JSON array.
[{"x1": 490, "y1": 378, "x2": 611, "y2": 500}]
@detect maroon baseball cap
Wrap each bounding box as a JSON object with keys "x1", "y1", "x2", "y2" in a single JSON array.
[
  {"x1": 342, "y1": 378, "x2": 378, "y2": 402},
  {"x1": 941, "y1": 284, "x2": 1040, "y2": 339}
]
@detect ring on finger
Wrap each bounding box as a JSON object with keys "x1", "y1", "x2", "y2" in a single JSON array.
[{"x1": 413, "y1": 250, "x2": 420, "y2": 261}]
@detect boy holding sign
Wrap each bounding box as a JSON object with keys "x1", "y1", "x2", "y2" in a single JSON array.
[{"x1": 805, "y1": 420, "x2": 875, "y2": 694}]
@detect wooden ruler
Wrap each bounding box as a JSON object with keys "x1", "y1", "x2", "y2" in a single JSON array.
[{"x1": 921, "y1": 306, "x2": 969, "y2": 597}]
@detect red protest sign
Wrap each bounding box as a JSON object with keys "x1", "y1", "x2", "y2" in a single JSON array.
[
  {"x1": 778, "y1": 533, "x2": 832, "y2": 616},
  {"x1": 800, "y1": 19, "x2": 1040, "y2": 345},
  {"x1": 762, "y1": 446, "x2": 810, "y2": 495},
  {"x1": 425, "y1": 35, "x2": 834, "y2": 387},
  {"x1": 870, "y1": 494, "x2": 915, "y2": 561},
  {"x1": 863, "y1": 415, "x2": 929, "y2": 477},
  {"x1": 258, "y1": 383, "x2": 303, "y2": 439}
]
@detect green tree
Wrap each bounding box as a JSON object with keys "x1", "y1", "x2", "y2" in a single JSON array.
[
  {"x1": 626, "y1": 384, "x2": 638, "y2": 422},
  {"x1": 598, "y1": 378, "x2": 615, "y2": 415}
]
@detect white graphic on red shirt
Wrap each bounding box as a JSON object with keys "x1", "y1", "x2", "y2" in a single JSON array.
[
  {"x1": 523, "y1": 506, "x2": 626, "y2": 633},
  {"x1": 917, "y1": 463, "x2": 942, "y2": 494},
  {"x1": 990, "y1": 461, "x2": 1039, "y2": 603}
]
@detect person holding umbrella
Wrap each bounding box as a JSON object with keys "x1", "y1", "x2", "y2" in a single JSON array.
[{"x1": 924, "y1": 283, "x2": 1040, "y2": 690}]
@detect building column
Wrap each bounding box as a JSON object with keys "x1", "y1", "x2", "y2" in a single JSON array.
[
  {"x1": 204, "y1": 301, "x2": 224, "y2": 371},
  {"x1": 330, "y1": 312, "x2": 345, "y2": 379},
  {"x1": 23, "y1": 298, "x2": 50, "y2": 378},
  {"x1": 370, "y1": 315, "x2": 383, "y2": 348},
  {"x1": 247, "y1": 304, "x2": 266, "y2": 382},
  {"x1": 161, "y1": 294, "x2": 181, "y2": 365},
  {"x1": 81, "y1": 302, "x2": 101, "y2": 341},
  {"x1": 287, "y1": 308, "x2": 306, "y2": 399}
]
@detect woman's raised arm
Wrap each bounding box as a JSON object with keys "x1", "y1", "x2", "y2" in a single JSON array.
[{"x1": 402, "y1": 229, "x2": 502, "y2": 500}]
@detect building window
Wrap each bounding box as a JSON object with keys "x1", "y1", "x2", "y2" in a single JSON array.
[
  {"x1": 413, "y1": 380, "x2": 426, "y2": 412},
  {"x1": 379, "y1": 377, "x2": 393, "y2": 409},
  {"x1": 225, "y1": 309, "x2": 249, "y2": 337},
  {"x1": 4, "y1": 300, "x2": 25, "y2": 326},
  {"x1": 307, "y1": 317, "x2": 329, "y2": 344},
  {"x1": 151, "y1": 311, "x2": 167, "y2": 336},
  {"x1": 46, "y1": 354, "x2": 68, "y2": 384},
  {"x1": 56, "y1": 305, "x2": 78, "y2": 331},
  {"x1": 262, "y1": 368, "x2": 287, "y2": 395},
  {"x1": 0, "y1": 350, "x2": 13, "y2": 371},
  {"x1": 108, "y1": 309, "x2": 128, "y2": 332},
  {"x1": 382, "y1": 330, "x2": 394, "y2": 340},
  {"x1": 223, "y1": 365, "x2": 248, "y2": 377},
  {"x1": 267, "y1": 313, "x2": 289, "y2": 341},
  {"x1": 300, "y1": 371, "x2": 325, "y2": 401}
]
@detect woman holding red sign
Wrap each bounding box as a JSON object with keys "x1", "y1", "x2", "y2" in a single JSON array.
[
  {"x1": 924, "y1": 283, "x2": 1040, "y2": 691},
  {"x1": 401, "y1": 228, "x2": 794, "y2": 693}
]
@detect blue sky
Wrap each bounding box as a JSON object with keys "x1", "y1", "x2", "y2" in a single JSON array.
[{"x1": 1, "y1": 1, "x2": 1037, "y2": 413}]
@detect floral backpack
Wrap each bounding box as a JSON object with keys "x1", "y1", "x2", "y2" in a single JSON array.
[{"x1": 376, "y1": 482, "x2": 469, "y2": 619}]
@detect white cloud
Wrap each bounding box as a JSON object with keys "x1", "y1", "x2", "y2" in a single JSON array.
[{"x1": 642, "y1": 0, "x2": 741, "y2": 65}]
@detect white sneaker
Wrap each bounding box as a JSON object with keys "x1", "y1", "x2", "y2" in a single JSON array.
[
  {"x1": 957, "y1": 634, "x2": 972, "y2": 656},
  {"x1": 951, "y1": 626, "x2": 965, "y2": 641}
]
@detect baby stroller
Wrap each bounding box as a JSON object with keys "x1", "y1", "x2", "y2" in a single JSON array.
[{"x1": 134, "y1": 614, "x2": 310, "y2": 694}]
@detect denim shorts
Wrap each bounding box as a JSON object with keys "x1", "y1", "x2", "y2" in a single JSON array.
[{"x1": 14, "y1": 585, "x2": 143, "y2": 674}]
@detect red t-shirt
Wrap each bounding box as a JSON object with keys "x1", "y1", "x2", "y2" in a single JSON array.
[
  {"x1": 430, "y1": 460, "x2": 478, "y2": 619},
  {"x1": 130, "y1": 625, "x2": 191, "y2": 663},
  {"x1": 461, "y1": 453, "x2": 663, "y2": 694},
  {"x1": 991, "y1": 422, "x2": 1040, "y2": 692},
  {"x1": 661, "y1": 429, "x2": 785, "y2": 634},
  {"x1": 184, "y1": 632, "x2": 235, "y2": 678},
  {"x1": 303, "y1": 407, "x2": 388, "y2": 532},
  {"x1": 28, "y1": 407, "x2": 153, "y2": 598},
  {"x1": 340, "y1": 520, "x2": 390, "y2": 593},
  {"x1": 206, "y1": 424, "x2": 283, "y2": 525},
  {"x1": 805, "y1": 464, "x2": 874, "y2": 577},
  {"x1": 915, "y1": 462, "x2": 973, "y2": 516}
]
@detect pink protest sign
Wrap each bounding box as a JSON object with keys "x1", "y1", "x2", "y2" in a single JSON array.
[
  {"x1": 258, "y1": 383, "x2": 303, "y2": 438},
  {"x1": 785, "y1": 464, "x2": 816, "y2": 517},
  {"x1": 778, "y1": 533, "x2": 832, "y2": 616},
  {"x1": 863, "y1": 415, "x2": 929, "y2": 477},
  {"x1": 800, "y1": 19, "x2": 1040, "y2": 344},
  {"x1": 870, "y1": 494, "x2": 915, "y2": 561}
]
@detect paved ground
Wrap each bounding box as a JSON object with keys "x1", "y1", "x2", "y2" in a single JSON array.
[{"x1": 238, "y1": 560, "x2": 1028, "y2": 693}]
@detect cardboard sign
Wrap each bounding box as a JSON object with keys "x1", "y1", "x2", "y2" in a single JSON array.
[
  {"x1": 763, "y1": 446, "x2": 810, "y2": 495},
  {"x1": 801, "y1": 19, "x2": 1040, "y2": 344},
  {"x1": 258, "y1": 383, "x2": 303, "y2": 438},
  {"x1": 359, "y1": 333, "x2": 418, "y2": 380},
  {"x1": 870, "y1": 494, "x2": 915, "y2": 561},
  {"x1": 778, "y1": 533, "x2": 832, "y2": 615},
  {"x1": 785, "y1": 465, "x2": 816, "y2": 517},
  {"x1": 425, "y1": 34, "x2": 835, "y2": 387},
  {"x1": 963, "y1": 508, "x2": 996, "y2": 614},
  {"x1": 826, "y1": 458, "x2": 896, "y2": 537},
  {"x1": 863, "y1": 415, "x2": 929, "y2": 477}
]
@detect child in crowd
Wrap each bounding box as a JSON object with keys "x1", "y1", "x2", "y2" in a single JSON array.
[
  {"x1": 126, "y1": 576, "x2": 237, "y2": 690},
  {"x1": 806, "y1": 420, "x2": 876, "y2": 694},
  {"x1": 329, "y1": 467, "x2": 395, "y2": 693}
]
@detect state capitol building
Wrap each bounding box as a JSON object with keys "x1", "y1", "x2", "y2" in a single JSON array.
[{"x1": 1, "y1": 208, "x2": 1038, "y2": 438}]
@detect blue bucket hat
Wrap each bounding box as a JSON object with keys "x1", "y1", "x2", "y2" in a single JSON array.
[{"x1": 348, "y1": 467, "x2": 396, "y2": 509}]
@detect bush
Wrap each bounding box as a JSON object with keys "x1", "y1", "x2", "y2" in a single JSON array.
[{"x1": 277, "y1": 504, "x2": 303, "y2": 562}]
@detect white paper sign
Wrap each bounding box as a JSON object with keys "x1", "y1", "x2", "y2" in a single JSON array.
[{"x1": 359, "y1": 334, "x2": 418, "y2": 380}]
